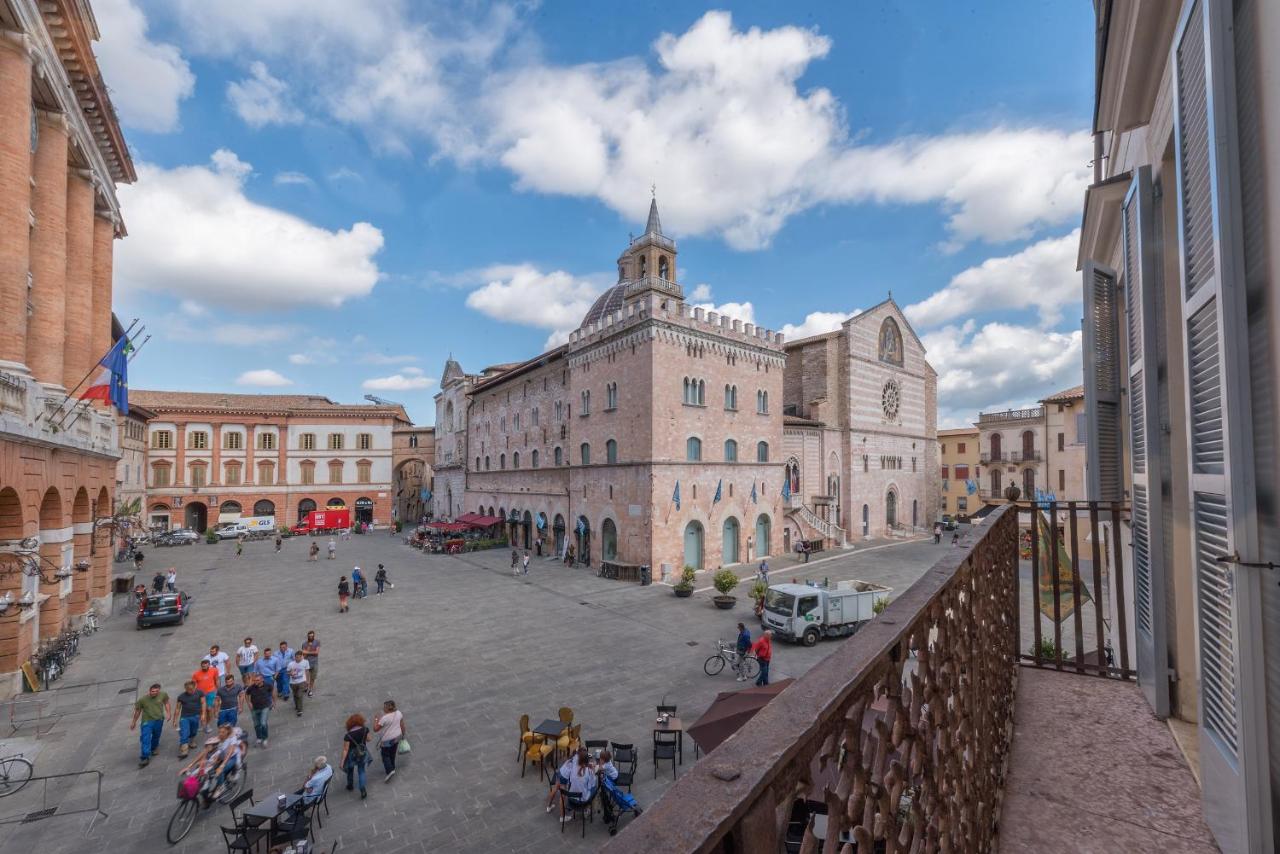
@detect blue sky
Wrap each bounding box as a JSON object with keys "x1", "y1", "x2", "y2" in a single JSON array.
[{"x1": 95, "y1": 0, "x2": 1094, "y2": 425}]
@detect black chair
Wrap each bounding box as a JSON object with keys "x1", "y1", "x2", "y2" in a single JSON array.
[
  {"x1": 219, "y1": 825, "x2": 263, "y2": 853},
  {"x1": 271, "y1": 797, "x2": 321, "y2": 847},
  {"x1": 584, "y1": 739, "x2": 608, "y2": 755},
  {"x1": 226, "y1": 789, "x2": 261, "y2": 827},
  {"x1": 315, "y1": 779, "x2": 331, "y2": 827},
  {"x1": 609, "y1": 742, "x2": 637, "y2": 792},
  {"x1": 652, "y1": 731, "x2": 677, "y2": 780},
  {"x1": 559, "y1": 785, "x2": 596, "y2": 838},
  {"x1": 656, "y1": 704, "x2": 677, "y2": 716}
]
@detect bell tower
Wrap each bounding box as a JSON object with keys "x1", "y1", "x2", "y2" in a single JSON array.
[{"x1": 617, "y1": 196, "x2": 681, "y2": 301}]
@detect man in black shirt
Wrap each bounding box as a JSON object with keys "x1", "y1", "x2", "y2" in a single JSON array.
[
  {"x1": 170, "y1": 680, "x2": 203, "y2": 757},
  {"x1": 245, "y1": 673, "x2": 274, "y2": 748}
]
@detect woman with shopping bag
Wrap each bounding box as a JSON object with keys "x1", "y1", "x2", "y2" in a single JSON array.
[{"x1": 372, "y1": 699, "x2": 408, "y2": 782}]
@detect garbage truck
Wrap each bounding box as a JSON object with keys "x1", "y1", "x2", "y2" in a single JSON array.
[{"x1": 760, "y1": 580, "x2": 892, "y2": 646}]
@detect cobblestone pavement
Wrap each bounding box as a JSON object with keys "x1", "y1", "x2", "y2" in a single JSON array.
[{"x1": 0, "y1": 532, "x2": 945, "y2": 853}]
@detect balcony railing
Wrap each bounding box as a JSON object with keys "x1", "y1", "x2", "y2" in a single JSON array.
[
  {"x1": 978, "y1": 406, "x2": 1045, "y2": 424},
  {"x1": 981, "y1": 450, "x2": 1041, "y2": 464},
  {"x1": 605, "y1": 501, "x2": 1132, "y2": 853},
  {"x1": 980, "y1": 451, "x2": 1005, "y2": 463}
]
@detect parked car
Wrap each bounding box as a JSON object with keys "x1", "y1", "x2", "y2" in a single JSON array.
[
  {"x1": 137, "y1": 591, "x2": 192, "y2": 629},
  {"x1": 939, "y1": 516, "x2": 957, "y2": 531},
  {"x1": 166, "y1": 528, "x2": 200, "y2": 544}
]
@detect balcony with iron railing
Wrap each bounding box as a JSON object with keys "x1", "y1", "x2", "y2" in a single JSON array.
[
  {"x1": 604, "y1": 502, "x2": 1213, "y2": 854},
  {"x1": 0, "y1": 371, "x2": 119, "y2": 458},
  {"x1": 978, "y1": 406, "x2": 1045, "y2": 424},
  {"x1": 981, "y1": 449, "x2": 1042, "y2": 464}
]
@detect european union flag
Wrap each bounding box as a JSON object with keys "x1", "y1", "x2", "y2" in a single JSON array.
[{"x1": 712, "y1": 479, "x2": 722, "y2": 505}]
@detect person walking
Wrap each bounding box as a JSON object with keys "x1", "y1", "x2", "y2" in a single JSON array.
[
  {"x1": 352, "y1": 566, "x2": 366, "y2": 599},
  {"x1": 191, "y1": 659, "x2": 220, "y2": 733},
  {"x1": 171, "y1": 680, "x2": 203, "y2": 757},
  {"x1": 521, "y1": 551, "x2": 530, "y2": 576},
  {"x1": 203, "y1": 644, "x2": 230, "y2": 680},
  {"x1": 301, "y1": 631, "x2": 320, "y2": 696},
  {"x1": 215, "y1": 674, "x2": 244, "y2": 728},
  {"x1": 309, "y1": 541, "x2": 320, "y2": 562},
  {"x1": 130, "y1": 682, "x2": 170, "y2": 767},
  {"x1": 511, "y1": 548, "x2": 519, "y2": 574},
  {"x1": 286, "y1": 652, "x2": 310, "y2": 716},
  {"x1": 933, "y1": 523, "x2": 942, "y2": 544},
  {"x1": 734, "y1": 622, "x2": 753, "y2": 682},
  {"x1": 151, "y1": 570, "x2": 164, "y2": 593},
  {"x1": 165, "y1": 567, "x2": 177, "y2": 592},
  {"x1": 235, "y1": 535, "x2": 244, "y2": 558},
  {"x1": 751, "y1": 629, "x2": 774, "y2": 687},
  {"x1": 133, "y1": 549, "x2": 144, "y2": 573},
  {"x1": 274, "y1": 535, "x2": 283, "y2": 553},
  {"x1": 340, "y1": 714, "x2": 372, "y2": 799},
  {"x1": 245, "y1": 672, "x2": 274, "y2": 748},
  {"x1": 802, "y1": 542, "x2": 811, "y2": 563},
  {"x1": 275, "y1": 641, "x2": 295, "y2": 700},
  {"x1": 254, "y1": 648, "x2": 280, "y2": 696},
  {"x1": 372, "y1": 699, "x2": 406, "y2": 782},
  {"x1": 236, "y1": 638, "x2": 259, "y2": 679},
  {"x1": 374, "y1": 565, "x2": 389, "y2": 595},
  {"x1": 327, "y1": 538, "x2": 337, "y2": 560},
  {"x1": 757, "y1": 561, "x2": 770, "y2": 586},
  {"x1": 338, "y1": 576, "x2": 351, "y2": 612}
]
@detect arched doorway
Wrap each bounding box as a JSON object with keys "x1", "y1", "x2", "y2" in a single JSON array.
[
  {"x1": 150, "y1": 503, "x2": 171, "y2": 530},
  {"x1": 355, "y1": 497, "x2": 374, "y2": 526},
  {"x1": 521, "y1": 510, "x2": 532, "y2": 549},
  {"x1": 886, "y1": 490, "x2": 898, "y2": 528},
  {"x1": 219, "y1": 500, "x2": 243, "y2": 523},
  {"x1": 722, "y1": 517, "x2": 740, "y2": 565},
  {"x1": 297, "y1": 498, "x2": 317, "y2": 523},
  {"x1": 683, "y1": 520, "x2": 704, "y2": 570},
  {"x1": 553, "y1": 514, "x2": 566, "y2": 556},
  {"x1": 253, "y1": 500, "x2": 275, "y2": 518},
  {"x1": 783, "y1": 526, "x2": 791, "y2": 554},
  {"x1": 601, "y1": 518, "x2": 618, "y2": 561},
  {"x1": 862, "y1": 504, "x2": 869, "y2": 538},
  {"x1": 184, "y1": 501, "x2": 208, "y2": 532},
  {"x1": 990, "y1": 432, "x2": 1002, "y2": 460},
  {"x1": 575, "y1": 516, "x2": 591, "y2": 565},
  {"x1": 326, "y1": 497, "x2": 345, "y2": 509},
  {"x1": 536, "y1": 512, "x2": 548, "y2": 549},
  {"x1": 754, "y1": 514, "x2": 771, "y2": 558}
]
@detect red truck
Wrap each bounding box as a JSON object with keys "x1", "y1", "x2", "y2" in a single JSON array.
[{"x1": 292, "y1": 508, "x2": 351, "y2": 535}]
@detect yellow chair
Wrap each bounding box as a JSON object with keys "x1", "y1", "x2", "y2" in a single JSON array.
[
  {"x1": 516, "y1": 714, "x2": 535, "y2": 762},
  {"x1": 558, "y1": 706, "x2": 573, "y2": 725},
  {"x1": 523, "y1": 734, "x2": 554, "y2": 779},
  {"x1": 558, "y1": 723, "x2": 581, "y2": 757}
]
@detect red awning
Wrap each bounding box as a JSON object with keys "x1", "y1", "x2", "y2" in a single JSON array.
[
  {"x1": 458, "y1": 514, "x2": 504, "y2": 527},
  {"x1": 425, "y1": 521, "x2": 473, "y2": 533}
]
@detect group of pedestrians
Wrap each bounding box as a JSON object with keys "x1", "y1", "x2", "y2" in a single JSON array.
[
  {"x1": 149, "y1": 567, "x2": 178, "y2": 593},
  {"x1": 337, "y1": 564, "x2": 392, "y2": 612}
]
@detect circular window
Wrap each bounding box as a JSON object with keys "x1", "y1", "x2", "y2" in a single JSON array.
[{"x1": 882, "y1": 379, "x2": 901, "y2": 420}]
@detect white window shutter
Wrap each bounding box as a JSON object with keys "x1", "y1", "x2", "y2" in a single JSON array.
[
  {"x1": 1082, "y1": 261, "x2": 1122, "y2": 502},
  {"x1": 1121, "y1": 165, "x2": 1170, "y2": 718},
  {"x1": 1172, "y1": 1, "x2": 1272, "y2": 851}
]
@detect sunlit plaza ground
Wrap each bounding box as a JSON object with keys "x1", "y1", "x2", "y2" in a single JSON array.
[{"x1": 0, "y1": 531, "x2": 946, "y2": 853}]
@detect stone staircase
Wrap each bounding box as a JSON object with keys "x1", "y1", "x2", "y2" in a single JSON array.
[{"x1": 788, "y1": 502, "x2": 847, "y2": 546}]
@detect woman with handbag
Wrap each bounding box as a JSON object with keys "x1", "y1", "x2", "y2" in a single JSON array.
[
  {"x1": 339, "y1": 713, "x2": 371, "y2": 799},
  {"x1": 372, "y1": 699, "x2": 408, "y2": 782}
]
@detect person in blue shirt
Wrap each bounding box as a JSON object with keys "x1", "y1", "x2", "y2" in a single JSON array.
[
  {"x1": 274, "y1": 641, "x2": 295, "y2": 699},
  {"x1": 254, "y1": 648, "x2": 280, "y2": 685},
  {"x1": 735, "y1": 622, "x2": 752, "y2": 682},
  {"x1": 351, "y1": 566, "x2": 367, "y2": 599}
]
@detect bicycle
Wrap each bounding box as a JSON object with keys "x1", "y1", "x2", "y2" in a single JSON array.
[
  {"x1": 166, "y1": 760, "x2": 248, "y2": 844},
  {"x1": 703, "y1": 640, "x2": 759, "y2": 680},
  {"x1": 0, "y1": 749, "x2": 33, "y2": 797},
  {"x1": 80, "y1": 609, "x2": 101, "y2": 635}
]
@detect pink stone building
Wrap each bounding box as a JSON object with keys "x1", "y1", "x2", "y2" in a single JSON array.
[{"x1": 438, "y1": 201, "x2": 788, "y2": 577}]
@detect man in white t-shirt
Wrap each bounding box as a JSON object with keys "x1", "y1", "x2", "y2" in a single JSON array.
[
  {"x1": 286, "y1": 652, "x2": 310, "y2": 716},
  {"x1": 203, "y1": 644, "x2": 230, "y2": 679},
  {"x1": 235, "y1": 638, "x2": 259, "y2": 679}
]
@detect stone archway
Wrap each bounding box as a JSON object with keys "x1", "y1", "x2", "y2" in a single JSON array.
[
  {"x1": 553, "y1": 514, "x2": 566, "y2": 555},
  {"x1": 575, "y1": 516, "x2": 591, "y2": 565},
  {"x1": 521, "y1": 510, "x2": 532, "y2": 550},
  {"x1": 722, "y1": 516, "x2": 740, "y2": 565},
  {"x1": 886, "y1": 490, "x2": 898, "y2": 528},
  {"x1": 297, "y1": 498, "x2": 317, "y2": 523},
  {"x1": 355, "y1": 497, "x2": 374, "y2": 526},
  {"x1": 184, "y1": 501, "x2": 208, "y2": 533},
  {"x1": 754, "y1": 514, "x2": 771, "y2": 558},
  {"x1": 601, "y1": 518, "x2": 618, "y2": 561}
]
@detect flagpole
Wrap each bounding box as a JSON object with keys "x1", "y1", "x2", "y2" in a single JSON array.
[
  {"x1": 42, "y1": 317, "x2": 139, "y2": 424},
  {"x1": 53, "y1": 325, "x2": 144, "y2": 430},
  {"x1": 58, "y1": 328, "x2": 145, "y2": 434},
  {"x1": 126, "y1": 334, "x2": 151, "y2": 362}
]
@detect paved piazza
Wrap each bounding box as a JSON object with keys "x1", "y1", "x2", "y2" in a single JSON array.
[{"x1": 0, "y1": 533, "x2": 946, "y2": 853}]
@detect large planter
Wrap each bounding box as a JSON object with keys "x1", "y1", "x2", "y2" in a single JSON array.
[
  {"x1": 713, "y1": 595, "x2": 736, "y2": 610},
  {"x1": 674, "y1": 587, "x2": 694, "y2": 598}
]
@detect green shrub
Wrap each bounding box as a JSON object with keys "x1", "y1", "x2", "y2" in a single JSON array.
[
  {"x1": 749, "y1": 580, "x2": 768, "y2": 601},
  {"x1": 1030, "y1": 638, "x2": 1059, "y2": 660},
  {"x1": 712, "y1": 569, "x2": 740, "y2": 596},
  {"x1": 872, "y1": 596, "x2": 890, "y2": 615},
  {"x1": 675, "y1": 566, "x2": 697, "y2": 592},
  {"x1": 204, "y1": 529, "x2": 217, "y2": 544}
]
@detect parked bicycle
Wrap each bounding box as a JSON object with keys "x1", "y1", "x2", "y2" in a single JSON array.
[
  {"x1": 0, "y1": 748, "x2": 33, "y2": 797},
  {"x1": 703, "y1": 639, "x2": 759, "y2": 680},
  {"x1": 80, "y1": 609, "x2": 101, "y2": 635}
]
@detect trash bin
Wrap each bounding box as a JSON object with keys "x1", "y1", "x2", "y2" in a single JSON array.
[{"x1": 640, "y1": 565, "x2": 651, "y2": 586}]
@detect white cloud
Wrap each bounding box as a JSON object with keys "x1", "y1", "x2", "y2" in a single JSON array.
[
  {"x1": 905, "y1": 230, "x2": 1081, "y2": 329},
  {"x1": 687, "y1": 283, "x2": 712, "y2": 301},
  {"x1": 361, "y1": 353, "x2": 419, "y2": 365},
  {"x1": 686, "y1": 285, "x2": 756, "y2": 326},
  {"x1": 115, "y1": 150, "x2": 384, "y2": 310},
  {"x1": 328, "y1": 167, "x2": 363, "y2": 182},
  {"x1": 463, "y1": 264, "x2": 607, "y2": 349},
  {"x1": 780, "y1": 310, "x2": 859, "y2": 341},
  {"x1": 178, "y1": 300, "x2": 206, "y2": 317},
  {"x1": 91, "y1": 0, "x2": 195, "y2": 132},
  {"x1": 362, "y1": 372, "x2": 435, "y2": 391},
  {"x1": 274, "y1": 171, "x2": 314, "y2": 187},
  {"x1": 237, "y1": 369, "x2": 293, "y2": 387},
  {"x1": 288, "y1": 353, "x2": 314, "y2": 365},
  {"x1": 211, "y1": 323, "x2": 295, "y2": 346},
  {"x1": 228, "y1": 61, "x2": 304, "y2": 127},
  {"x1": 923, "y1": 320, "x2": 1082, "y2": 425}
]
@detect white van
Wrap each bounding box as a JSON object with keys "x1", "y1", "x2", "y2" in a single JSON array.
[
  {"x1": 215, "y1": 516, "x2": 276, "y2": 540},
  {"x1": 761, "y1": 581, "x2": 892, "y2": 646}
]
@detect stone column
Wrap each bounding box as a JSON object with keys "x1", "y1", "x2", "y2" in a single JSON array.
[
  {"x1": 68, "y1": 520, "x2": 91, "y2": 617},
  {"x1": 175, "y1": 424, "x2": 187, "y2": 485},
  {"x1": 26, "y1": 110, "x2": 68, "y2": 387},
  {"x1": 90, "y1": 213, "x2": 114, "y2": 371},
  {"x1": 0, "y1": 33, "x2": 32, "y2": 369},
  {"x1": 37, "y1": 528, "x2": 70, "y2": 639},
  {"x1": 211, "y1": 423, "x2": 222, "y2": 490},
  {"x1": 63, "y1": 171, "x2": 94, "y2": 390}
]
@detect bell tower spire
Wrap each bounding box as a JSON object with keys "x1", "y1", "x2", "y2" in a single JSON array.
[{"x1": 617, "y1": 193, "x2": 679, "y2": 296}]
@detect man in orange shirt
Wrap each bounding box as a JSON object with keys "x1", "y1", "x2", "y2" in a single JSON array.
[
  {"x1": 750, "y1": 630, "x2": 774, "y2": 686},
  {"x1": 191, "y1": 659, "x2": 220, "y2": 733}
]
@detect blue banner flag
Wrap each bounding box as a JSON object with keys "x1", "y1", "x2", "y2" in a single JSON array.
[
  {"x1": 965, "y1": 479, "x2": 977, "y2": 495},
  {"x1": 712, "y1": 479, "x2": 722, "y2": 505},
  {"x1": 672, "y1": 481, "x2": 681, "y2": 511},
  {"x1": 79, "y1": 337, "x2": 129, "y2": 414},
  {"x1": 781, "y1": 476, "x2": 791, "y2": 501},
  {"x1": 751, "y1": 482, "x2": 758, "y2": 504}
]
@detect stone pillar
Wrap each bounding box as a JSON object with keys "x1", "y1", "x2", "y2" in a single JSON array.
[
  {"x1": 0, "y1": 540, "x2": 22, "y2": 680},
  {"x1": 63, "y1": 171, "x2": 94, "y2": 390},
  {"x1": 37, "y1": 527, "x2": 70, "y2": 639},
  {"x1": 244, "y1": 428, "x2": 256, "y2": 486},
  {"x1": 0, "y1": 33, "x2": 32, "y2": 369},
  {"x1": 26, "y1": 110, "x2": 68, "y2": 387},
  {"x1": 211, "y1": 424, "x2": 222, "y2": 489},
  {"x1": 90, "y1": 213, "x2": 114, "y2": 371},
  {"x1": 68, "y1": 520, "x2": 91, "y2": 617},
  {"x1": 175, "y1": 424, "x2": 187, "y2": 485},
  {"x1": 90, "y1": 515, "x2": 111, "y2": 606}
]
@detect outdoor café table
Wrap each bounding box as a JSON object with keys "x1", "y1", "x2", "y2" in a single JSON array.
[
  {"x1": 244, "y1": 793, "x2": 303, "y2": 842},
  {"x1": 654, "y1": 716, "x2": 684, "y2": 764},
  {"x1": 533, "y1": 719, "x2": 568, "y2": 739}
]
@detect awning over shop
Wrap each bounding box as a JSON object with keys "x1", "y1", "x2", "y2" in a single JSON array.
[
  {"x1": 456, "y1": 514, "x2": 504, "y2": 527},
  {"x1": 425, "y1": 521, "x2": 473, "y2": 533}
]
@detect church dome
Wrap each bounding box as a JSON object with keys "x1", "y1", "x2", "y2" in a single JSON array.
[{"x1": 581, "y1": 283, "x2": 628, "y2": 328}]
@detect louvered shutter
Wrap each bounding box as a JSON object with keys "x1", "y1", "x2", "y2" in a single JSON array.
[
  {"x1": 1121, "y1": 165, "x2": 1170, "y2": 717},
  {"x1": 1082, "y1": 262, "x2": 1122, "y2": 502},
  {"x1": 1172, "y1": 1, "x2": 1273, "y2": 850}
]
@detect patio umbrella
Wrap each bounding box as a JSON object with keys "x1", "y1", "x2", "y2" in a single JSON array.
[{"x1": 688, "y1": 678, "x2": 795, "y2": 755}]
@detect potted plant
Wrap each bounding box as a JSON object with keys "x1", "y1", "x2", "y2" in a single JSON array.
[
  {"x1": 712, "y1": 569, "x2": 740, "y2": 609},
  {"x1": 673, "y1": 566, "x2": 696, "y2": 598},
  {"x1": 204, "y1": 529, "x2": 217, "y2": 545},
  {"x1": 872, "y1": 596, "x2": 890, "y2": 616}
]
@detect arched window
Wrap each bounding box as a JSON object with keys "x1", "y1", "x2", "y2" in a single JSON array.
[
  {"x1": 697, "y1": 380, "x2": 705, "y2": 405},
  {"x1": 1023, "y1": 467, "x2": 1036, "y2": 497},
  {"x1": 687, "y1": 437, "x2": 702, "y2": 461},
  {"x1": 757, "y1": 390, "x2": 769, "y2": 414},
  {"x1": 658, "y1": 255, "x2": 669, "y2": 280},
  {"x1": 606, "y1": 383, "x2": 618, "y2": 410},
  {"x1": 484, "y1": 456, "x2": 491, "y2": 470},
  {"x1": 639, "y1": 255, "x2": 647, "y2": 277},
  {"x1": 475, "y1": 457, "x2": 480, "y2": 470},
  {"x1": 581, "y1": 390, "x2": 590, "y2": 415},
  {"x1": 554, "y1": 447, "x2": 563, "y2": 466},
  {"x1": 1021, "y1": 430, "x2": 1035, "y2": 460},
  {"x1": 990, "y1": 432, "x2": 1003, "y2": 460},
  {"x1": 724, "y1": 439, "x2": 738, "y2": 461},
  {"x1": 683, "y1": 378, "x2": 691, "y2": 404},
  {"x1": 253, "y1": 500, "x2": 275, "y2": 517},
  {"x1": 601, "y1": 518, "x2": 618, "y2": 561},
  {"x1": 532, "y1": 450, "x2": 540, "y2": 468},
  {"x1": 580, "y1": 443, "x2": 591, "y2": 465},
  {"x1": 606, "y1": 439, "x2": 618, "y2": 464},
  {"x1": 445, "y1": 402, "x2": 454, "y2": 431},
  {"x1": 512, "y1": 452, "x2": 520, "y2": 469},
  {"x1": 756, "y1": 441, "x2": 769, "y2": 462},
  {"x1": 990, "y1": 468, "x2": 1002, "y2": 495},
  {"x1": 500, "y1": 453, "x2": 506, "y2": 470},
  {"x1": 878, "y1": 316, "x2": 904, "y2": 366}
]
